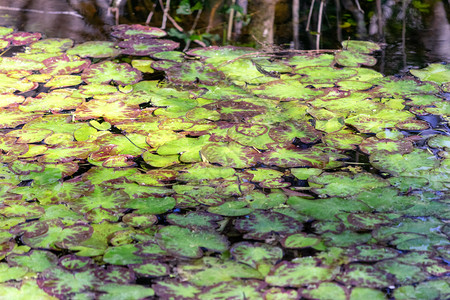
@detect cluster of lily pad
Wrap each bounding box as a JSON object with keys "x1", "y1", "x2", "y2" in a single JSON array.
[{"x1": 0, "y1": 24, "x2": 448, "y2": 299}]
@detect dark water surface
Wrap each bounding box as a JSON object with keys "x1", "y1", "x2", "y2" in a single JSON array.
[{"x1": 0, "y1": 0, "x2": 449, "y2": 73}]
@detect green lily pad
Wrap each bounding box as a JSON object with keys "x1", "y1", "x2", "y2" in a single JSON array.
[
  {"x1": 336, "y1": 264, "x2": 392, "y2": 288},
  {"x1": 0, "y1": 279, "x2": 58, "y2": 299},
  {"x1": 266, "y1": 257, "x2": 338, "y2": 287},
  {"x1": 261, "y1": 144, "x2": 329, "y2": 168},
  {"x1": 127, "y1": 196, "x2": 175, "y2": 215},
  {"x1": 373, "y1": 217, "x2": 449, "y2": 251},
  {"x1": 410, "y1": 63, "x2": 450, "y2": 85},
  {"x1": 345, "y1": 110, "x2": 417, "y2": 133},
  {"x1": 269, "y1": 121, "x2": 322, "y2": 144},
  {"x1": 20, "y1": 91, "x2": 83, "y2": 112},
  {"x1": 350, "y1": 287, "x2": 387, "y2": 300},
  {"x1": 111, "y1": 24, "x2": 167, "y2": 39},
  {"x1": 288, "y1": 53, "x2": 335, "y2": 67},
  {"x1": 44, "y1": 75, "x2": 83, "y2": 89},
  {"x1": 370, "y1": 148, "x2": 440, "y2": 176},
  {"x1": 375, "y1": 259, "x2": 428, "y2": 285},
  {"x1": 296, "y1": 66, "x2": 357, "y2": 84},
  {"x1": 288, "y1": 196, "x2": 370, "y2": 221},
  {"x1": 428, "y1": 134, "x2": 450, "y2": 151},
  {"x1": 102, "y1": 244, "x2": 143, "y2": 265},
  {"x1": 37, "y1": 266, "x2": 101, "y2": 297},
  {"x1": 81, "y1": 61, "x2": 142, "y2": 86},
  {"x1": 322, "y1": 131, "x2": 364, "y2": 150},
  {"x1": 346, "y1": 245, "x2": 399, "y2": 262},
  {"x1": 153, "y1": 280, "x2": 201, "y2": 299},
  {"x1": 166, "y1": 61, "x2": 224, "y2": 86},
  {"x1": 178, "y1": 257, "x2": 262, "y2": 286},
  {"x1": 235, "y1": 211, "x2": 303, "y2": 240},
  {"x1": 300, "y1": 282, "x2": 348, "y2": 300},
  {"x1": 282, "y1": 233, "x2": 322, "y2": 249},
  {"x1": 198, "y1": 280, "x2": 264, "y2": 299},
  {"x1": 41, "y1": 54, "x2": 90, "y2": 75},
  {"x1": 359, "y1": 137, "x2": 414, "y2": 154},
  {"x1": 374, "y1": 77, "x2": 438, "y2": 97},
  {"x1": 29, "y1": 37, "x2": 73, "y2": 52},
  {"x1": 393, "y1": 279, "x2": 450, "y2": 300},
  {"x1": 309, "y1": 172, "x2": 388, "y2": 197},
  {"x1": 0, "y1": 74, "x2": 39, "y2": 93},
  {"x1": 335, "y1": 50, "x2": 377, "y2": 67},
  {"x1": 227, "y1": 123, "x2": 274, "y2": 150},
  {"x1": 75, "y1": 100, "x2": 140, "y2": 122},
  {"x1": 201, "y1": 142, "x2": 260, "y2": 168},
  {"x1": 0, "y1": 263, "x2": 28, "y2": 283},
  {"x1": 252, "y1": 79, "x2": 324, "y2": 101},
  {"x1": 342, "y1": 40, "x2": 381, "y2": 53},
  {"x1": 118, "y1": 38, "x2": 179, "y2": 56},
  {"x1": 156, "y1": 226, "x2": 228, "y2": 258},
  {"x1": 230, "y1": 242, "x2": 283, "y2": 268},
  {"x1": 4, "y1": 31, "x2": 41, "y2": 46},
  {"x1": 157, "y1": 135, "x2": 211, "y2": 163},
  {"x1": 7, "y1": 250, "x2": 57, "y2": 272},
  {"x1": 130, "y1": 261, "x2": 169, "y2": 277},
  {"x1": 167, "y1": 211, "x2": 223, "y2": 230},
  {"x1": 66, "y1": 41, "x2": 121, "y2": 58}
]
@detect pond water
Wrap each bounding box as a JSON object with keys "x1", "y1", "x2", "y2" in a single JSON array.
[{"x1": 0, "y1": 2, "x2": 448, "y2": 300}]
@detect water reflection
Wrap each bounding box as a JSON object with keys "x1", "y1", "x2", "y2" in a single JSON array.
[
  {"x1": 0, "y1": 0, "x2": 116, "y2": 42},
  {"x1": 421, "y1": 1, "x2": 450, "y2": 62}
]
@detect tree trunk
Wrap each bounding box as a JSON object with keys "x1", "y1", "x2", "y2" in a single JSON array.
[{"x1": 247, "y1": 0, "x2": 279, "y2": 46}]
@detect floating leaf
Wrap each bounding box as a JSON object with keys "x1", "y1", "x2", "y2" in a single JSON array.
[
  {"x1": 130, "y1": 261, "x2": 169, "y2": 277},
  {"x1": 198, "y1": 280, "x2": 264, "y2": 300},
  {"x1": 37, "y1": 266, "x2": 100, "y2": 297},
  {"x1": 118, "y1": 38, "x2": 179, "y2": 56},
  {"x1": 127, "y1": 196, "x2": 175, "y2": 215},
  {"x1": 261, "y1": 144, "x2": 329, "y2": 168},
  {"x1": 282, "y1": 233, "x2": 321, "y2": 249},
  {"x1": 201, "y1": 142, "x2": 260, "y2": 168},
  {"x1": 300, "y1": 282, "x2": 348, "y2": 300},
  {"x1": 410, "y1": 63, "x2": 450, "y2": 85},
  {"x1": 22, "y1": 220, "x2": 93, "y2": 250},
  {"x1": 374, "y1": 77, "x2": 438, "y2": 97},
  {"x1": 235, "y1": 211, "x2": 303, "y2": 240},
  {"x1": 231, "y1": 242, "x2": 283, "y2": 268},
  {"x1": 20, "y1": 91, "x2": 83, "y2": 112},
  {"x1": 81, "y1": 61, "x2": 142, "y2": 85},
  {"x1": 359, "y1": 137, "x2": 414, "y2": 154},
  {"x1": 252, "y1": 79, "x2": 324, "y2": 101},
  {"x1": 0, "y1": 279, "x2": 57, "y2": 299},
  {"x1": 111, "y1": 24, "x2": 167, "y2": 39},
  {"x1": 336, "y1": 264, "x2": 392, "y2": 288},
  {"x1": 335, "y1": 50, "x2": 377, "y2": 67},
  {"x1": 370, "y1": 148, "x2": 440, "y2": 176},
  {"x1": 393, "y1": 279, "x2": 450, "y2": 300},
  {"x1": 167, "y1": 211, "x2": 223, "y2": 230},
  {"x1": 266, "y1": 257, "x2": 338, "y2": 287},
  {"x1": 288, "y1": 196, "x2": 370, "y2": 221},
  {"x1": 0, "y1": 74, "x2": 38, "y2": 93},
  {"x1": 309, "y1": 172, "x2": 388, "y2": 197},
  {"x1": 66, "y1": 41, "x2": 121, "y2": 58},
  {"x1": 178, "y1": 257, "x2": 262, "y2": 286},
  {"x1": 75, "y1": 100, "x2": 140, "y2": 122},
  {"x1": 156, "y1": 226, "x2": 228, "y2": 258},
  {"x1": 342, "y1": 40, "x2": 381, "y2": 53}
]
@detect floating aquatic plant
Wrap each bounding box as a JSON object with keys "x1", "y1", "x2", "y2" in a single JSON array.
[{"x1": 0, "y1": 25, "x2": 448, "y2": 299}]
